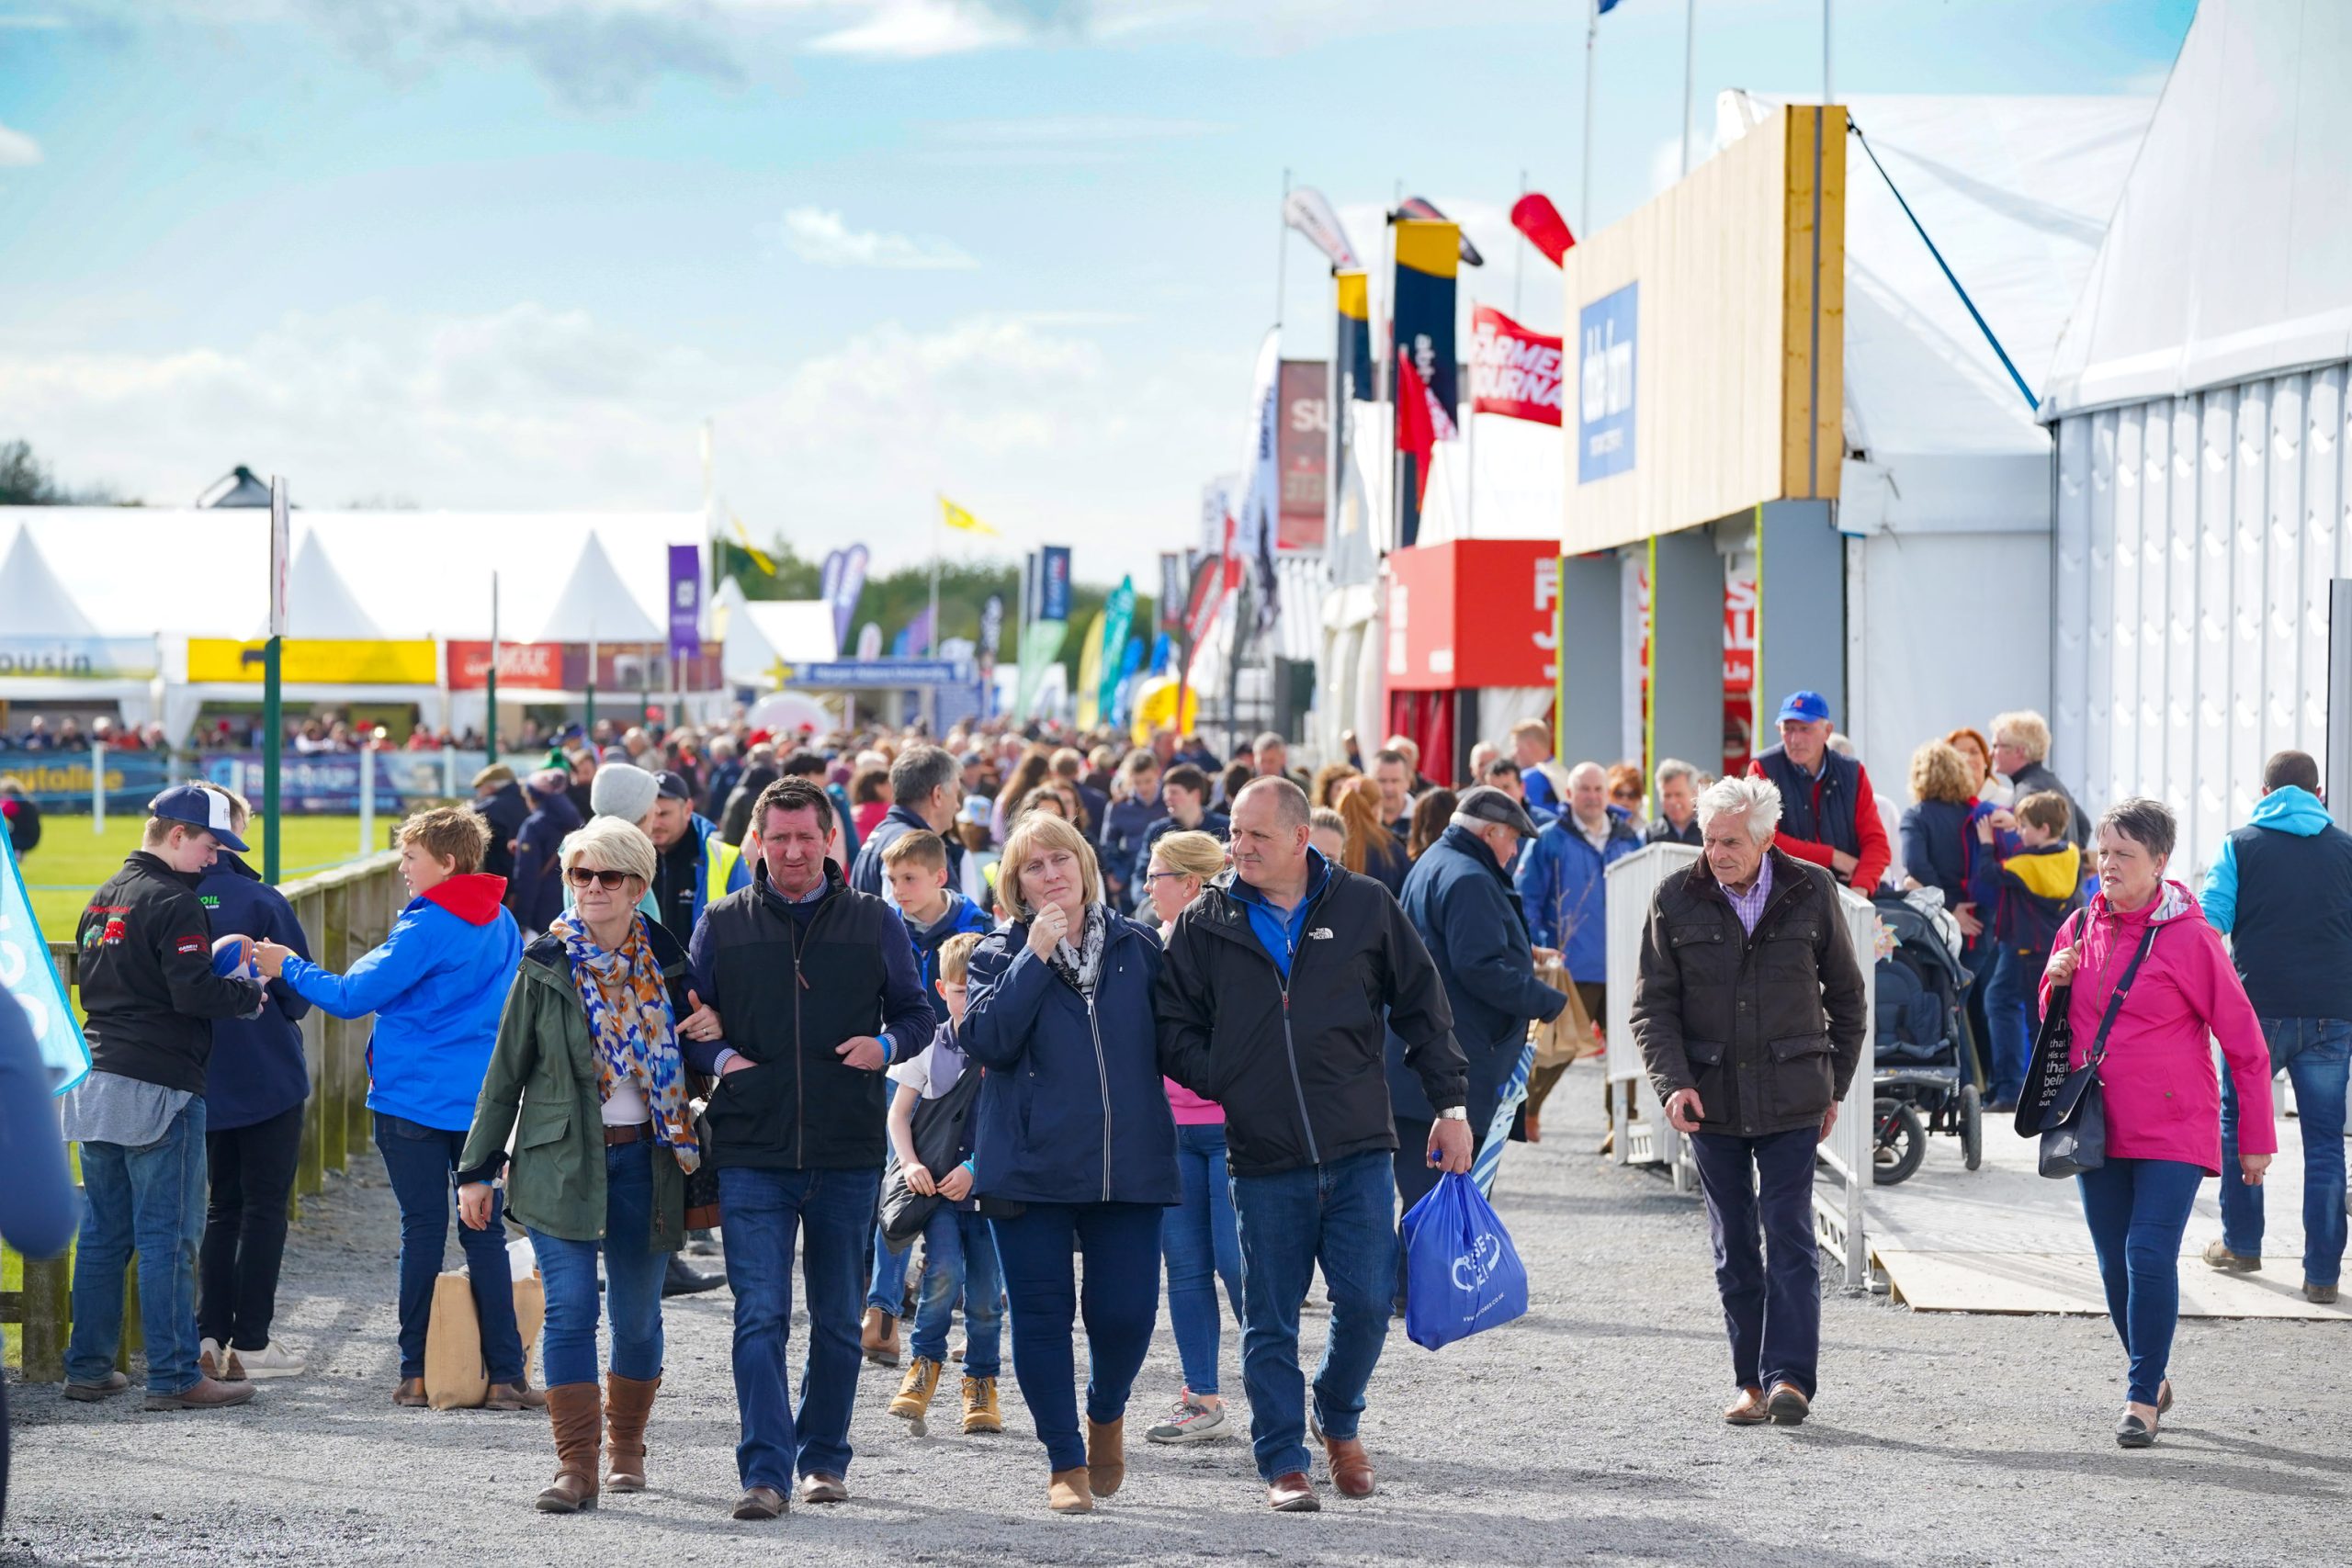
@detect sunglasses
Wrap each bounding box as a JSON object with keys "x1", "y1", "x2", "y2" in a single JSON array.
[{"x1": 566, "y1": 867, "x2": 634, "y2": 889}]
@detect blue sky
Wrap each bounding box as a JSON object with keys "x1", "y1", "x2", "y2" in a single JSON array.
[{"x1": 0, "y1": 0, "x2": 2195, "y2": 582}]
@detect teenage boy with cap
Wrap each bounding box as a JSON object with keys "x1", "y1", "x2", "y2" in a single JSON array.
[
  {"x1": 62, "y1": 785, "x2": 268, "y2": 1411},
  {"x1": 1748, "y1": 691, "x2": 1891, "y2": 893}
]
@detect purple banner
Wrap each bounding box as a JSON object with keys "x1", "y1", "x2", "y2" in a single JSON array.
[
  {"x1": 828, "y1": 544, "x2": 870, "y2": 650},
  {"x1": 668, "y1": 545, "x2": 701, "y2": 663}
]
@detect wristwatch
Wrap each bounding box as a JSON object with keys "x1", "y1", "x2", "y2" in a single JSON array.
[{"x1": 1437, "y1": 1107, "x2": 1469, "y2": 1122}]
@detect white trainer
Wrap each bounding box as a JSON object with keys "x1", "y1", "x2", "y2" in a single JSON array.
[
  {"x1": 225, "y1": 1342, "x2": 308, "y2": 1380},
  {"x1": 1145, "y1": 1390, "x2": 1233, "y2": 1444}
]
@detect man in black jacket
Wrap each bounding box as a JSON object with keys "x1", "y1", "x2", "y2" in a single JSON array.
[
  {"x1": 685, "y1": 777, "x2": 934, "y2": 1520},
  {"x1": 1630, "y1": 774, "x2": 1866, "y2": 1430},
  {"x1": 61, "y1": 785, "x2": 267, "y2": 1412},
  {"x1": 1158, "y1": 778, "x2": 1467, "y2": 1514}
]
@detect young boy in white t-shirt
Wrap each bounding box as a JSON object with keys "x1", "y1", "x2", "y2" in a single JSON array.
[{"x1": 883, "y1": 932, "x2": 1005, "y2": 1437}]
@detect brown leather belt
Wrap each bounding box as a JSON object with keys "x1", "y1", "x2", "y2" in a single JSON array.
[{"x1": 604, "y1": 1122, "x2": 652, "y2": 1146}]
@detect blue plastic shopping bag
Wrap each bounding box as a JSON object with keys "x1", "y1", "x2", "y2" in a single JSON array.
[{"x1": 1399, "y1": 1170, "x2": 1529, "y2": 1350}]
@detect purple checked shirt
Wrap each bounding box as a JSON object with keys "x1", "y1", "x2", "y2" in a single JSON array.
[{"x1": 1724, "y1": 855, "x2": 1774, "y2": 937}]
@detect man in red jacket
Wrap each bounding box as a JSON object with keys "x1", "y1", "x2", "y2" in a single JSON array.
[{"x1": 1747, "y1": 692, "x2": 1890, "y2": 893}]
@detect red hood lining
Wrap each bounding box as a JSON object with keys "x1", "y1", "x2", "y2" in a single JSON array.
[{"x1": 423, "y1": 873, "x2": 509, "y2": 926}]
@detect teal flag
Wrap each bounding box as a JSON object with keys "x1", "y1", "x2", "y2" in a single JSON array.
[
  {"x1": 1016, "y1": 619, "x2": 1068, "y2": 721},
  {"x1": 1096, "y1": 576, "x2": 1136, "y2": 720},
  {"x1": 1, "y1": 830, "x2": 89, "y2": 1093}
]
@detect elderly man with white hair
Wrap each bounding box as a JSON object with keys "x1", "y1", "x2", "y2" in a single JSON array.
[{"x1": 1630, "y1": 774, "x2": 1866, "y2": 1429}]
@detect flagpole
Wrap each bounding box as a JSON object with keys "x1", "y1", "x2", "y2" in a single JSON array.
[
  {"x1": 1513, "y1": 167, "x2": 1527, "y2": 318},
  {"x1": 1581, "y1": 0, "x2": 1599, "y2": 237},
  {"x1": 1823, "y1": 0, "x2": 1832, "y2": 100},
  {"x1": 928, "y1": 497, "x2": 940, "y2": 660},
  {"x1": 1682, "y1": 0, "x2": 1698, "y2": 175},
  {"x1": 1275, "y1": 168, "x2": 1291, "y2": 331}
]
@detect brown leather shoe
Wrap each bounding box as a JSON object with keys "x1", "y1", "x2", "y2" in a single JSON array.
[
  {"x1": 1765, "y1": 1382, "x2": 1811, "y2": 1426},
  {"x1": 391, "y1": 1377, "x2": 429, "y2": 1408},
  {"x1": 536, "y1": 1382, "x2": 602, "y2": 1512},
  {"x1": 1267, "y1": 1472, "x2": 1321, "y2": 1512},
  {"x1": 730, "y1": 1485, "x2": 786, "y2": 1521},
  {"x1": 798, "y1": 1472, "x2": 848, "y2": 1506},
  {"x1": 1723, "y1": 1386, "x2": 1768, "y2": 1425},
  {"x1": 143, "y1": 1376, "x2": 255, "y2": 1412},
  {"x1": 604, "y1": 1372, "x2": 660, "y2": 1492},
  {"x1": 486, "y1": 1379, "x2": 548, "y2": 1411},
  {"x1": 62, "y1": 1371, "x2": 130, "y2": 1403},
  {"x1": 1320, "y1": 1432, "x2": 1375, "y2": 1498},
  {"x1": 1047, "y1": 1467, "x2": 1094, "y2": 1514},
  {"x1": 860, "y1": 1306, "x2": 900, "y2": 1367},
  {"x1": 1086, "y1": 1416, "x2": 1126, "y2": 1496}
]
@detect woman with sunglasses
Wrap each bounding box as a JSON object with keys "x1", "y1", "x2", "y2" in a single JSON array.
[
  {"x1": 454, "y1": 818, "x2": 725, "y2": 1512},
  {"x1": 255, "y1": 807, "x2": 535, "y2": 1413}
]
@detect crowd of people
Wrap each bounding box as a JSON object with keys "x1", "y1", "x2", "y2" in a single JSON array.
[{"x1": 0, "y1": 682, "x2": 2339, "y2": 1532}]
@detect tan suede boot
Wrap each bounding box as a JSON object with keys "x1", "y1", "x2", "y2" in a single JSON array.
[
  {"x1": 603, "y1": 1373, "x2": 660, "y2": 1493},
  {"x1": 1085, "y1": 1416, "x2": 1125, "y2": 1497},
  {"x1": 889, "y1": 1357, "x2": 943, "y2": 1436},
  {"x1": 536, "y1": 1382, "x2": 603, "y2": 1513},
  {"x1": 1047, "y1": 1467, "x2": 1094, "y2": 1514},
  {"x1": 960, "y1": 1375, "x2": 1003, "y2": 1435}
]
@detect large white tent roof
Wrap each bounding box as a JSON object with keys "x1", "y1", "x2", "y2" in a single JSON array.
[
  {"x1": 269, "y1": 530, "x2": 385, "y2": 640},
  {"x1": 2042, "y1": 0, "x2": 2352, "y2": 415},
  {"x1": 713, "y1": 577, "x2": 839, "y2": 686},
  {"x1": 534, "y1": 531, "x2": 663, "y2": 644},
  {"x1": 0, "y1": 525, "x2": 100, "y2": 638},
  {"x1": 0, "y1": 508, "x2": 704, "y2": 641}
]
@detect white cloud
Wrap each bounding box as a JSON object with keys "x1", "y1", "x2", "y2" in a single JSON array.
[
  {"x1": 0, "y1": 122, "x2": 41, "y2": 165},
  {"x1": 803, "y1": 0, "x2": 1032, "y2": 58},
  {"x1": 775, "y1": 207, "x2": 978, "y2": 269}
]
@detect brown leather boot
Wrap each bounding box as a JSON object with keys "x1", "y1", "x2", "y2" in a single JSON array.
[
  {"x1": 1085, "y1": 1416, "x2": 1125, "y2": 1497},
  {"x1": 1320, "y1": 1431, "x2": 1375, "y2": 1498},
  {"x1": 603, "y1": 1373, "x2": 660, "y2": 1493},
  {"x1": 536, "y1": 1382, "x2": 602, "y2": 1513},
  {"x1": 1047, "y1": 1467, "x2": 1094, "y2": 1514}
]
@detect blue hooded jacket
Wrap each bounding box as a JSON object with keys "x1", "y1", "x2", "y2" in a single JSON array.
[
  {"x1": 904, "y1": 890, "x2": 996, "y2": 992},
  {"x1": 1514, "y1": 810, "x2": 1644, "y2": 982},
  {"x1": 2200, "y1": 784, "x2": 2352, "y2": 1021},
  {"x1": 279, "y1": 873, "x2": 525, "y2": 1133},
  {"x1": 509, "y1": 786, "x2": 582, "y2": 933},
  {"x1": 196, "y1": 852, "x2": 314, "y2": 1131}
]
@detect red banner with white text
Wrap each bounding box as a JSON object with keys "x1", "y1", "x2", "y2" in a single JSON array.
[{"x1": 1467, "y1": 305, "x2": 1564, "y2": 426}]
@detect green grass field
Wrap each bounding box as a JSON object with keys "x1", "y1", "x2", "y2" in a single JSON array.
[{"x1": 20, "y1": 815, "x2": 387, "y2": 945}]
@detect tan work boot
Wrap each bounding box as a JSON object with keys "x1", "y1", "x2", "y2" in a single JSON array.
[
  {"x1": 1085, "y1": 1415, "x2": 1125, "y2": 1497},
  {"x1": 536, "y1": 1382, "x2": 603, "y2": 1513},
  {"x1": 603, "y1": 1372, "x2": 660, "y2": 1492},
  {"x1": 1047, "y1": 1467, "x2": 1094, "y2": 1514},
  {"x1": 860, "y1": 1306, "x2": 900, "y2": 1367},
  {"x1": 961, "y1": 1375, "x2": 1003, "y2": 1435},
  {"x1": 889, "y1": 1356, "x2": 943, "y2": 1435}
]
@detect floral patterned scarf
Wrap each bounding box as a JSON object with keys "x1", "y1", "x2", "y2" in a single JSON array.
[
  {"x1": 1046, "y1": 901, "x2": 1109, "y2": 998},
  {"x1": 550, "y1": 912, "x2": 699, "y2": 1173}
]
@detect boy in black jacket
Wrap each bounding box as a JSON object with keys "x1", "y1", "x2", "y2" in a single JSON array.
[{"x1": 61, "y1": 785, "x2": 266, "y2": 1412}]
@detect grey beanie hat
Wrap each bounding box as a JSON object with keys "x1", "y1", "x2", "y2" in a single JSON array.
[{"x1": 590, "y1": 762, "x2": 661, "y2": 823}]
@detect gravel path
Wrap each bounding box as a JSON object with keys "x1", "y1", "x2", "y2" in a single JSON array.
[{"x1": 7, "y1": 1060, "x2": 2345, "y2": 1567}]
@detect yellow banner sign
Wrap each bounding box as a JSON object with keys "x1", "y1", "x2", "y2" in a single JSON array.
[{"x1": 187, "y1": 639, "x2": 438, "y2": 685}]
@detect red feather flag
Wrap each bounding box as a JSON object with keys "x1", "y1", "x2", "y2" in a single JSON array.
[
  {"x1": 1510, "y1": 192, "x2": 1576, "y2": 267},
  {"x1": 1395, "y1": 352, "x2": 1439, "y2": 510}
]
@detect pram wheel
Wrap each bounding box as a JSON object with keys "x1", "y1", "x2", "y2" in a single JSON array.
[
  {"x1": 1871, "y1": 1096, "x2": 1927, "y2": 1186},
  {"x1": 1961, "y1": 1083, "x2": 1984, "y2": 1171}
]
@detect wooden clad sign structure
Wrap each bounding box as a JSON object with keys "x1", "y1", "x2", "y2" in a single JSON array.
[{"x1": 1561, "y1": 105, "x2": 1847, "y2": 555}]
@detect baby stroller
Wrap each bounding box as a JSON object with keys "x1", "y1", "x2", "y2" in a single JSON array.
[{"x1": 1869, "y1": 893, "x2": 1981, "y2": 1184}]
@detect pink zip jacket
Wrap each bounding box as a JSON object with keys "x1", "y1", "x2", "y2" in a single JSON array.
[{"x1": 2040, "y1": 879, "x2": 2275, "y2": 1175}]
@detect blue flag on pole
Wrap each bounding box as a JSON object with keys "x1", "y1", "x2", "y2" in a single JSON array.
[{"x1": 0, "y1": 830, "x2": 89, "y2": 1093}]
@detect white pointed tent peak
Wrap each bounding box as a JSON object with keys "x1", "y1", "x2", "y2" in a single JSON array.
[{"x1": 1, "y1": 525, "x2": 102, "y2": 638}]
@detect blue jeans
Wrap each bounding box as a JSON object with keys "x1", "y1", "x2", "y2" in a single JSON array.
[
  {"x1": 374, "y1": 1113, "x2": 524, "y2": 1383},
  {"x1": 528, "y1": 1143, "x2": 666, "y2": 1388},
  {"x1": 865, "y1": 1224, "x2": 914, "y2": 1317},
  {"x1": 1162, "y1": 1122, "x2": 1242, "y2": 1396},
  {"x1": 718, "y1": 1164, "x2": 878, "y2": 1490},
  {"x1": 908, "y1": 1207, "x2": 1003, "y2": 1379},
  {"x1": 1688, "y1": 1126, "x2": 1821, "y2": 1396},
  {"x1": 1984, "y1": 942, "x2": 2045, "y2": 1107},
  {"x1": 1229, "y1": 1149, "x2": 1397, "y2": 1483},
  {"x1": 66, "y1": 1097, "x2": 207, "y2": 1395},
  {"x1": 2221, "y1": 1016, "x2": 2351, "y2": 1287},
  {"x1": 990, "y1": 1201, "x2": 1163, "y2": 1472},
  {"x1": 2077, "y1": 1156, "x2": 2204, "y2": 1404}
]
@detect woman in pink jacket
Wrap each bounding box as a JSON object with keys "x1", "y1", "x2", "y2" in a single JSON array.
[{"x1": 2043, "y1": 797, "x2": 2275, "y2": 1450}]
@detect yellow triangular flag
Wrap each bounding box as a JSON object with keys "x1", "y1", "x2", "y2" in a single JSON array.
[
  {"x1": 941, "y1": 497, "x2": 1001, "y2": 536},
  {"x1": 730, "y1": 515, "x2": 777, "y2": 576}
]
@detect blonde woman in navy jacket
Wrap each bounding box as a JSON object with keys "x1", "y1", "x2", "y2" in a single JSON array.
[{"x1": 961, "y1": 811, "x2": 1179, "y2": 1516}]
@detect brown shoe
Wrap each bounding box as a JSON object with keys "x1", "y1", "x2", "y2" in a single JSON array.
[
  {"x1": 63, "y1": 1371, "x2": 130, "y2": 1403},
  {"x1": 1724, "y1": 1386, "x2": 1769, "y2": 1425},
  {"x1": 535, "y1": 1382, "x2": 602, "y2": 1513},
  {"x1": 1765, "y1": 1382, "x2": 1811, "y2": 1426},
  {"x1": 2307, "y1": 1280, "x2": 2341, "y2": 1305},
  {"x1": 1047, "y1": 1466, "x2": 1093, "y2": 1514},
  {"x1": 603, "y1": 1372, "x2": 660, "y2": 1492},
  {"x1": 860, "y1": 1306, "x2": 900, "y2": 1367},
  {"x1": 798, "y1": 1472, "x2": 848, "y2": 1506},
  {"x1": 486, "y1": 1379, "x2": 549, "y2": 1411},
  {"x1": 1267, "y1": 1472, "x2": 1321, "y2": 1512},
  {"x1": 730, "y1": 1485, "x2": 786, "y2": 1521},
  {"x1": 1320, "y1": 1432, "x2": 1375, "y2": 1498},
  {"x1": 144, "y1": 1377, "x2": 255, "y2": 1412},
  {"x1": 393, "y1": 1377, "x2": 429, "y2": 1408},
  {"x1": 1085, "y1": 1416, "x2": 1125, "y2": 1497},
  {"x1": 2202, "y1": 1239, "x2": 2260, "y2": 1273}
]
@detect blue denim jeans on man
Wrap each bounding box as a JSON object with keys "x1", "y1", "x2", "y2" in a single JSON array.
[
  {"x1": 2221, "y1": 1016, "x2": 2351, "y2": 1288},
  {"x1": 1688, "y1": 1125, "x2": 1821, "y2": 1397},
  {"x1": 66, "y1": 1097, "x2": 207, "y2": 1395},
  {"x1": 1984, "y1": 942, "x2": 2047, "y2": 1108},
  {"x1": 865, "y1": 1224, "x2": 914, "y2": 1319},
  {"x1": 1228, "y1": 1148, "x2": 1398, "y2": 1482},
  {"x1": 374, "y1": 1112, "x2": 524, "y2": 1383},
  {"x1": 718, "y1": 1164, "x2": 879, "y2": 1491},
  {"x1": 529, "y1": 1142, "x2": 666, "y2": 1388},
  {"x1": 1162, "y1": 1122, "x2": 1243, "y2": 1396},
  {"x1": 907, "y1": 1205, "x2": 1003, "y2": 1379}
]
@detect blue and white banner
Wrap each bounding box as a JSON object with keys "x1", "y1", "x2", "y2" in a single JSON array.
[{"x1": 0, "y1": 830, "x2": 89, "y2": 1093}]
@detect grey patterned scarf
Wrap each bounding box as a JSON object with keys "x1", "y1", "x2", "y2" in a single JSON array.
[{"x1": 1046, "y1": 901, "x2": 1109, "y2": 998}]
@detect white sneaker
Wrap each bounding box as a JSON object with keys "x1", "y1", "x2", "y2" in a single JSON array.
[
  {"x1": 226, "y1": 1342, "x2": 307, "y2": 1380},
  {"x1": 199, "y1": 1337, "x2": 225, "y2": 1380},
  {"x1": 1145, "y1": 1390, "x2": 1232, "y2": 1444}
]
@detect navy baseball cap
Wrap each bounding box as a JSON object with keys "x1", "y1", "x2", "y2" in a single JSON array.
[
  {"x1": 1775, "y1": 690, "x2": 1832, "y2": 725},
  {"x1": 149, "y1": 784, "x2": 250, "y2": 852},
  {"x1": 652, "y1": 770, "x2": 694, "y2": 801}
]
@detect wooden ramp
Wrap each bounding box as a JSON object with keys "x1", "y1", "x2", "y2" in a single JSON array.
[{"x1": 1866, "y1": 1105, "x2": 2352, "y2": 1319}]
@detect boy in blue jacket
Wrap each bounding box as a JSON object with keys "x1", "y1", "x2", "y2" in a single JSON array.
[
  {"x1": 255, "y1": 807, "x2": 536, "y2": 1411},
  {"x1": 1967, "y1": 790, "x2": 2082, "y2": 1111}
]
